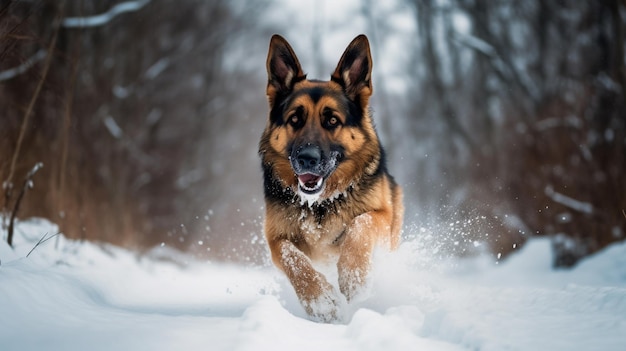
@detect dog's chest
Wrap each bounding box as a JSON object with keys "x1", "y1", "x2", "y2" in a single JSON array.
[{"x1": 297, "y1": 208, "x2": 344, "y2": 248}]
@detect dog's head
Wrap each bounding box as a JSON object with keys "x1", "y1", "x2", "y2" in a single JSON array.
[{"x1": 260, "y1": 34, "x2": 381, "y2": 205}]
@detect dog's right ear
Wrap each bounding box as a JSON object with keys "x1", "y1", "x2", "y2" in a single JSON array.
[{"x1": 266, "y1": 35, "x2": 305, "y2": 105}]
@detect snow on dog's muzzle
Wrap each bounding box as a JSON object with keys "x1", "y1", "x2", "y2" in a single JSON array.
[{"x1": 290, "y1": 145, "x2": 341, "y2": 203}]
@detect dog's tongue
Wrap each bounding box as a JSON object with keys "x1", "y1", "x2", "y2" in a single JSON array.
[{"x1": 298, "y1": 173, "x2": 321, "y2": 188}]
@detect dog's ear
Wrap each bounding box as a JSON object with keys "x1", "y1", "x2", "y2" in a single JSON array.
[
  {"x1": 266, "y1": 35, "x2": 305, "y2": 104},
  {"x1": 331, "y1": 35, "x2": 373, "y2": 102}
]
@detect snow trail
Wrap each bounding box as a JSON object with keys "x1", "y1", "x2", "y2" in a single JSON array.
[{"x1": 1, "y1": 218, "x2": 625, "y2": 351}]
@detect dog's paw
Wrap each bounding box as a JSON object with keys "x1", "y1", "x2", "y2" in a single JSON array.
[
  {"x1": 339, "y1": 267, "x2": 372, "y2": 304},
  {"x1": 302, "y1": 285, "x2": 344, "y2": 323}
]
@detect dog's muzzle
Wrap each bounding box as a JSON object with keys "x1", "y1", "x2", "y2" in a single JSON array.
[{"x1": 291, "y1": 144, "x2": 339, "y2": 196}]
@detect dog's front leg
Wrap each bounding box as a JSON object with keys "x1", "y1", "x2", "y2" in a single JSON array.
[
  {"x1": 268, "y1": 238, "x2": 341, "y2": 322},
  {"x1": 337, "y1": 211, "x2": 390, "y2": 302}
]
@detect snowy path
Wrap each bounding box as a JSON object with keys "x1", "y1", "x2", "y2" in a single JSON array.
[{"x1": 1, "y1": 218, "x2": 625, "y2": 350}]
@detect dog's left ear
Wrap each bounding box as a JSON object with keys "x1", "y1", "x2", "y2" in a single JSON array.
[{"x1": 331, "y1": 35, "x2": 373, "y2": 102}]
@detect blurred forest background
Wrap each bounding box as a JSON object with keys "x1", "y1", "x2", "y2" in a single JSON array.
[{"x1": 1, "y1": 0, "x2": 624, "y2": 267}]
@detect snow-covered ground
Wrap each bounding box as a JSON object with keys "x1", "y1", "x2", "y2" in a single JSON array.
[{"x1": 1, "y1": 218, "x2": 625, "y2": 351}]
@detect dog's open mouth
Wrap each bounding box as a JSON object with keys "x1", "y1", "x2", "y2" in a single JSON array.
[{"x1": 297, "y1": 173, "x2": 324, "y2": 194}]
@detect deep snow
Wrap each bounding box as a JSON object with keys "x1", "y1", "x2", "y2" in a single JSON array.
[{"x1": 1, "y1": 218, "x2": 625, "y2": 351}]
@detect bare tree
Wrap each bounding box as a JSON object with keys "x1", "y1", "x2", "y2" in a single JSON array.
[
  {"x1": 402, "y1": 0, "x2": 626, "y2": 265},
  {"x1": 1, "y1": 0, "x2": 272, "y2": 259}
]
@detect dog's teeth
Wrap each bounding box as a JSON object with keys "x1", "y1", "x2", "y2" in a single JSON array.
[{"x1": 298, "y1": 174, "x2": 324, "y2": 192}]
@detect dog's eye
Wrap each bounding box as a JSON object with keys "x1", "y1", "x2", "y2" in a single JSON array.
[
  {"x1": 324, "y1": 116, "x2": 340, "y2": 129},
  {"x1": 288, "y1": 114, "x2": 301, "y2": 127},
  {"x1": 287, "y1": 107, "x2": 305, "y2": 128}
]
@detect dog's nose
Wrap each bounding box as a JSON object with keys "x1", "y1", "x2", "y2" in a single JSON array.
[{"x1": 297, "y1": 146, "x2": 322, "y2": 171}]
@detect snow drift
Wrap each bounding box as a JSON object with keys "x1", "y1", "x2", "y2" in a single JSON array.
[{"x1": 1, "y1": 218, "x2": 625, "y2": 350}]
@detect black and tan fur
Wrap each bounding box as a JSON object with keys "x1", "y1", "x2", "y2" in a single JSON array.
[{"x1": 259, "y1": 34, "x2": 403, "y2": 322}]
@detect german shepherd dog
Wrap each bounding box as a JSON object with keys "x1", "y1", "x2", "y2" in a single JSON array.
[{"x1": 259, "y1": 34, "x2": 404, "y2": 322}]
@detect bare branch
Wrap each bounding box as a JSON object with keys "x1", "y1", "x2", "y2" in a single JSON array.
[
  {"x1": 103, "y1": 115, "x2": 124, "y2": 139},
  {"x1": 544, "y1": 185, "x2": 594, "y2": 215},
  {"x1": 3, "y1": 6, "x2": 62, "y2": 233},
  {"x1": 0, "y1": 49, "x2": 47, "y2": 82},
  {"x1": 0, "y1": 0, "x2": 150, "y2": 81},
  {"x1": 5, "y1": 10, "x2": 61, "y2": 192},
  {"x1": 453, "y1": 32, "x2": 495, "y2": 57},
  {"x1": 27, "y1": 231, "x2": 61, "y2": 258},
  {"x1": 62, "y1": 0, "x2": 150, "y2": 28},
  {"x1": 7, "y1": 162, "x2": 44, "y2": 247}
]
